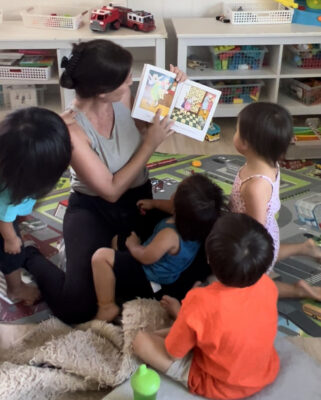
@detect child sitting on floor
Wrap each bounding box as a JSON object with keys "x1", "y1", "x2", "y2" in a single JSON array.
[
  {"x1": 91, "y1": 174, "x2": 224, "y2": 322},
  {"x1": 0, "y1": 107, "x2": 71, "y2": 304},
  {"x1": 133, "y1": 213, "x2": 279, "y2": 400}
]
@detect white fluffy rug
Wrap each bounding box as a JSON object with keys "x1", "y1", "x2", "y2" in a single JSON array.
[{"x1": 0, "y1": 298, "x2": 172, "y2": 400}]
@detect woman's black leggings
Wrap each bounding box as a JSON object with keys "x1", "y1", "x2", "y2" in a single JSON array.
[
  {"x1": 25, "y1": 181, "x2": 157, "y2": 324},
  {"x1": 25, "y1": 180, "x2": 211, "y2": 324}
]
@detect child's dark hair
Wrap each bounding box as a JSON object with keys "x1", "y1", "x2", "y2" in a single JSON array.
[
  {"x1": 206, "y1": 213, "x2": 274, "y2": 288},
  {"x1": 0, "y1": 107, "x2": 71, "y2": 204},
  {"x1": 60, "y1": 39, "x2": 133, "y2": 98},
  {"x1": 174, "y1": 174, "x2": 224, "y2": 242},
  {"x1": 238, "y1": 102, "x2": 293, "y2": 165}
]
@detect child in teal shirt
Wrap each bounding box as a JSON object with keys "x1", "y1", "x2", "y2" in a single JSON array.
[{"x1": 0, "y1": 107, "x2": 71, "y2": 305}]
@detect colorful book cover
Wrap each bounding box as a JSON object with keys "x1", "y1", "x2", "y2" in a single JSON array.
[{"x1": 132, "y1": 64, "x2": 221, "y2": 142}]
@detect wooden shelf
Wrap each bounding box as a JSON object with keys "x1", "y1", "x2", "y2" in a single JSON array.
[
  {"x1": 173, "y1": 18, "x2": 321, "y2": 118},
  {"x1": 0, "y1": 19, "x2": 167, "y2": 112}
]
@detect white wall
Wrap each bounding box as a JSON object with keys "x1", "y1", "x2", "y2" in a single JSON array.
[{"x1": 0, "y1": 0, "x2": 223, "y2": 65}]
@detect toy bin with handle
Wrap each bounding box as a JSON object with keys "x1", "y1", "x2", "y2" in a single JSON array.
[
  {"x1": 206, "y1": 80, "x2": 264, "y2": 104},
  {"x1": 287, "y1": 78, "x2": 321, "y2": 105},
  {"x1": 20, "y1": 6, "x2": 88, "y2": 30},
  {"x1": 285, "y1": 45, "x2": 321, "y2": 69},
  {"x1": 210, "y1": 45, "x2": 267, "y2": 71},
  {"x1": 223, "y1": 0, "x2": 294, "y2": 24}
]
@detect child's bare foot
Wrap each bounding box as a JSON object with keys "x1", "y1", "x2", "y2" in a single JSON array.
[
  {"x1": 7, "y1": 282, "x2": 40, "y2": 306},
  {"x1": 296, "y1": 280, "x2": 321, "y2": 302},
  {"x1": 160, "y1": 295, "x2": 181, "y2": 319},
  {"x1": 96, "y1": 302, "x2": 120, "y2": 322},
  {"x1": 302, "y1": 239, "x2": 321, "y2": 262}
]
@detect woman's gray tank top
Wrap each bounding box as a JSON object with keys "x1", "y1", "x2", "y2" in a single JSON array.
[{"x1": 70, "y1": 102, "x2": 148, "y2": 196}]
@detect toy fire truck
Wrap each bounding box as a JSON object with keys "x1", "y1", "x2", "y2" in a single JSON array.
[{"x1": 90, "y1": 4, "x2": 155, "y2": 32}]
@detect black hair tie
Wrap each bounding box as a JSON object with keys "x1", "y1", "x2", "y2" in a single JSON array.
[{"x1": 60, "y1": 56, "x2": 69, "y2": 69}]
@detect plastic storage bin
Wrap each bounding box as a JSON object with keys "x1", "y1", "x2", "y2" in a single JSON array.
[
  {"x1": 285, "y1": 45, "x2": 321, "y2": 69},
  {"x1": 210, "y1": 46, "x2": 267, "y2": 71},
  {"x1": 207, "y1": 80, "x2": 264, "y2": 104},
  {"x1": 223, "y1": 1, "x2": 294, "y2": 24},
  {"x1": 287, "y1": 78, "x2": 321, "y2": 105},
  {"x1": 20, "y1": 6, "x2": 88, "y2": 30},
  {"x1": 0, "y1": 65, "x2": 52, "y2": 80},
  {"x1": 2, "y1": 85, "x2": 46, "y2": 110}
]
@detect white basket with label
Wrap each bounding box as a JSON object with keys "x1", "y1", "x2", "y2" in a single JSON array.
[
  {"x1": 0, "y1": 65, "x2": 52, "y2": 80},
  {"x1": 20, "y1": 6, "x2": 88, "y2": 30},
  {"x1": 223, "y1": 1, "x2": 294, "y2": 24}
]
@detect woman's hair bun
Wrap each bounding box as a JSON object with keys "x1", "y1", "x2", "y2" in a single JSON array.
[{"x1": 59, "y1": 71, "x2": 75, "y2": 89}]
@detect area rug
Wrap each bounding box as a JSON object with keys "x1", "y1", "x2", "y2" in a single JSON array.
[{"x1": 1, "y1": 153, "x2": 321, "y2": 335}]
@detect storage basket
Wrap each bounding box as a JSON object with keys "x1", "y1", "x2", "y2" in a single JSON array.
[
  {"x1": 0, "y1": 65, "x2": 52, "y2": 80},
  {"x1": 223, "y1": 1, "x2": 294, "y2": 24},
  {"x1": 210, "y1": 46, "x2": 267, "y2": 71},
  {"x1": 2, "y1": 85, "x2": 46, "y2": 110},
  {"x1": 20, "y1": 6, "x2": 88, "y2": 30},
  {"x1": 207, "y1": 80, "x2": 264, "y2": 104},
  {"x1": 287, "y1": 78, "x2": 321, "y2": 105},
  {"x1": 285, "y1": 45, "x2": 321, "y2": 69}
]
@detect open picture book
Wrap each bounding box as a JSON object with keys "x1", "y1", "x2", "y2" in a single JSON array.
[{"x1": 131, "y1": 64, "x2": 221, "y2": 142}]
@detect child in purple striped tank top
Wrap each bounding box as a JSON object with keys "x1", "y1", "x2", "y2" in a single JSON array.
[{"x1": 230, "y1": 102, "x2": 321, "y2": 301}]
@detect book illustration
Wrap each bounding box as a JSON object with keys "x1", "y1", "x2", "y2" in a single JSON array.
[
  {"x1": 132, "y1": 64, "x2": 221, "y2": 142},
  {"x1": 171, "y1": 85, "x2": 216, "y2": 131},
  {"x1": 139, "y1": 69, "x2": 177, "y2": 116}
]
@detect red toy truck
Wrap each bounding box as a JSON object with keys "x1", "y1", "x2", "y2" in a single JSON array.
[{"x1": 90, "y1": 4, "x2": 155, "y2": 32}]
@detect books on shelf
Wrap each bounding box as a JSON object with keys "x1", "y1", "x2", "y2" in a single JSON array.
[
  {"x1": 132, "y1": 64, "x2": 221, "y2": 142},
  {"x1": 0, "y1": 52, "x2": 23, "y2": 66},
  {"x1": 19, "y1": 55, "x2": 55, "y2": 67}
]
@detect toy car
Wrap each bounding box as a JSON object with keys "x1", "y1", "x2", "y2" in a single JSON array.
[
  {"x1": 90, "y1": 4, "x2": 155, "y2": 32},
  {"x1": 187, "y1": 56, "x2": 209, "y2": 70},
  {"x1": 205, "y1": 122, "x2": 221, "y2": 142}
]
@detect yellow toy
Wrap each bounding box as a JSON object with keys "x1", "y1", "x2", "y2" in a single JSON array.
[
  {"x1": 274, "y1": 0, "x2": 299, "y2": 8},
  {"x1": 192, "y1": 160, "x2": 202, "y2": 167}
]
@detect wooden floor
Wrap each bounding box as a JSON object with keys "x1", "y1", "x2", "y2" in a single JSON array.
[{"x1": 156, "y1": 117, "x2": 239, "y2": 155}]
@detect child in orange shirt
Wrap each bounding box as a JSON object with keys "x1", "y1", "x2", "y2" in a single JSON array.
[{"x1": 133, "y1": 213, "x2": 279, "y2": 400}]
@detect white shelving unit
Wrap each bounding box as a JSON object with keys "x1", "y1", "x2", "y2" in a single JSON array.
[
  {"x1": 172, "y1": 18, "x2": 321, "y2": 117},
  {"x1": 0, "y1": 18, "x2": 167, "y2": 116}
]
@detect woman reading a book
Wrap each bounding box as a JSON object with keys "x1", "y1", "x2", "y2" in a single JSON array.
[{"x1": 24, "y1": 39, "x2": 187, "y2": 324}]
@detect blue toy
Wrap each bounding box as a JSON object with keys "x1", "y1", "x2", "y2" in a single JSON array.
[{"x1": 292, "y1": 1, "x2": 321, "y2": 26}]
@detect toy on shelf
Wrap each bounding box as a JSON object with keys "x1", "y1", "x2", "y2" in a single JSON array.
[
  {"x1": 285, "y1": 44, "x2": 321, "y2": 68},
  {"x1": 207, "y1": 80, "x2": 264, "y2": 104},
  {"x1": 291, "y1": 0, "x2": 321, "y2": 26},
  {"x1": 187, "y1": 55, "x2": 209, "y2": 71},
  {"x1": 210, "y1": 45, "x2": 267, "y2": 71},
  {"x1": 287, "y1": 78, "x2": 321, "y2": 105},
  {"x1": 275, "y1": 0, "x2": 299, "y2": 8},
  {"x1": 90, "y1": 4, "x2": 155, "y2": 32},
  {"x1": 223, "y1": 1, "x2": 294, "y2": 24}
]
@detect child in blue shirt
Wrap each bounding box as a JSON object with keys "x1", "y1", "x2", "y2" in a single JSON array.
[
  {"x1": 0, "y1": 107, "x2": 71, "y2": 305},
  {"x1": 91, "y1": 174, "x2": 224, "y2": 321}
]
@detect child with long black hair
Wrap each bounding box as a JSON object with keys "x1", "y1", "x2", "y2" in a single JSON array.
[{"x1": 0, "y1": 107, "x2": 71, "y2": 304}]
